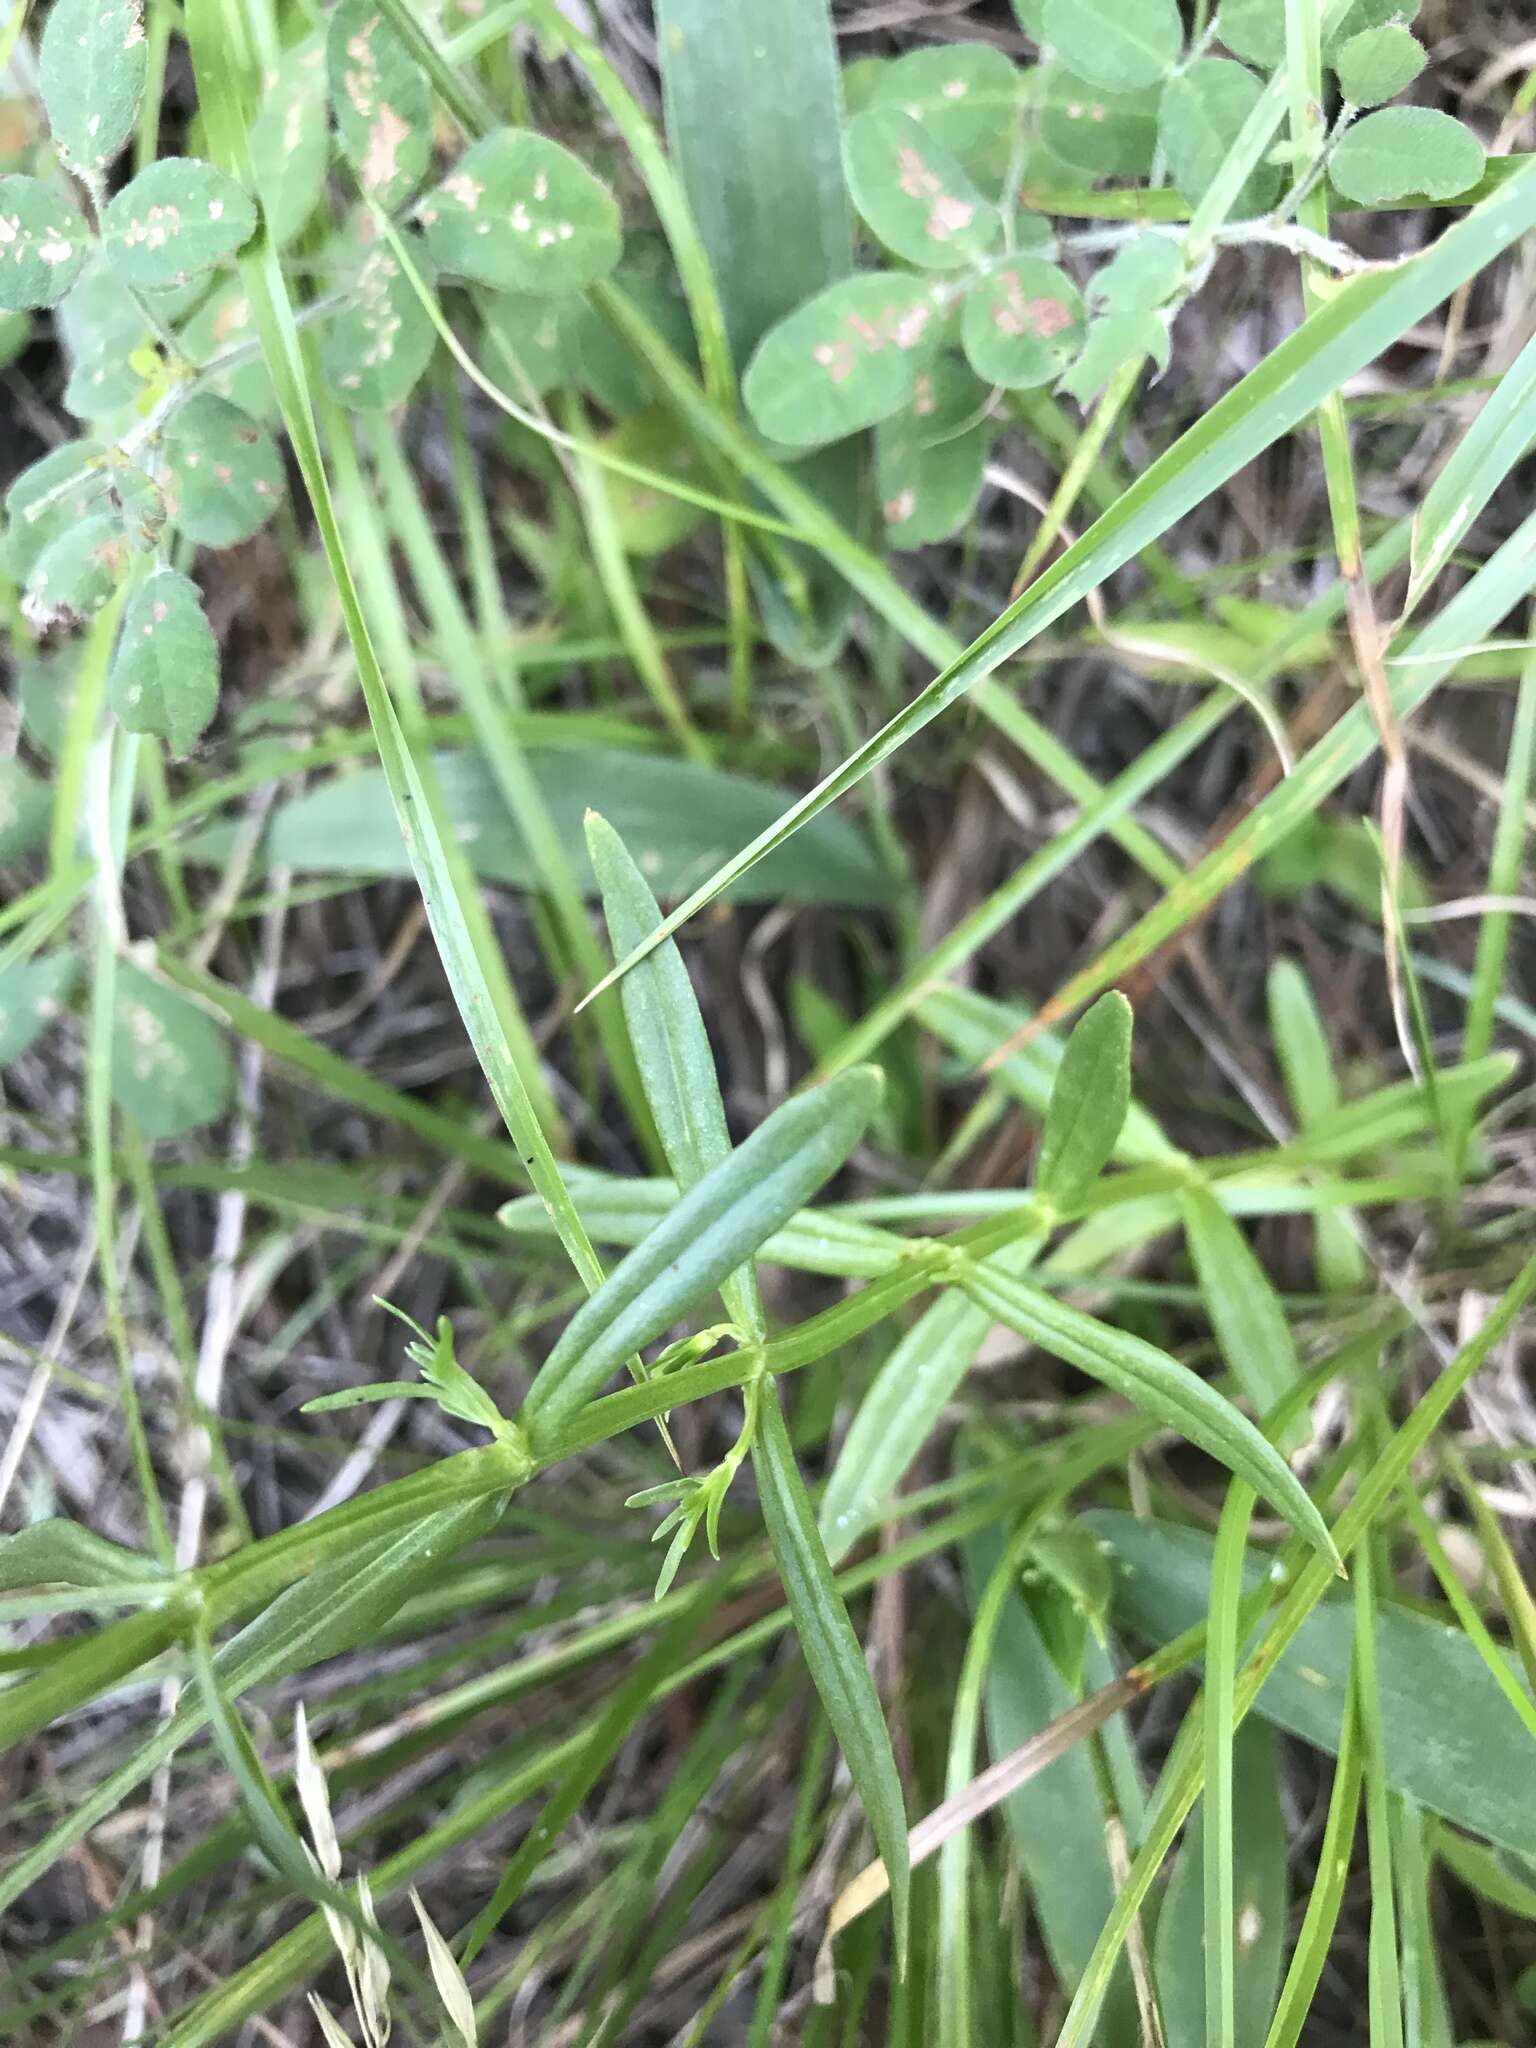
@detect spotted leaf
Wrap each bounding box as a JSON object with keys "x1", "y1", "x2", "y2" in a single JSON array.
[
  {"x1": 1039, "y1": 68, "x2": 1160, "y2": 179},
  {"x1": 0, "y1": 757, "x2": 52, "y2": 865},
  {"x1": 160, "y1": 393, "x2": 284, "y2": 547},
  {"x1": 22, "y1": 511, "x2": 136, "y2": 630},
  {"x1": 326, "y1": 0, "x2": 432, "y2": 210},
  {"x1": 0, "y1": 175, "x2": 92, "y2": 311},
  {"x1": 0, "y1": 950, "x2": 78, "y2": 1061},
  {"x1": 3, "y1": 442, "x2": 162, "y2": 582},
  {"x1": 743, "y1": 273, "x2": 942, "y2": 449},
  {"x1": 109, "y1": 569, "x2": 220, "y2": 754},
  {"x1": 865, "y1": 43, "x2": 1021, "y2": 188},
  {"x1": 875, "y1": 355, "x2": 992, "y2": 546},
  {"x1": 110, "y1": 959, "x2": 233, "y2": 1140},
  {"x1": 250, "y1": 33, "x2": 331, "y2": 246},
  {"x1": 175, "y1": 282, "x2": 275, "y2": 419},
  {"x1": 960, "y1": 257, "x2": 1084, "y2": 388},
  {"x1": 844, "y1": 107, "x2": 999, "y2": 270},
  {"x1": 39, "y1": 0, "x2": 146, "y2": 175},
  {"x1": 103, "y1": 158, "x2": 257, "y2": 289},
  {"x1": 320, "y1": 230, "x2": 437, "y2": 410},
  {"x1": 419, "y1": 128, "x2": 622, "y2": 295}
]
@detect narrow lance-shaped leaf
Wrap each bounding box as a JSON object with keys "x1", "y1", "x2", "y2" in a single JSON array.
[
  {"x1": 39, "y1": 0, "x2": 147, "y2": 175},
  {"x1": 1179, "y1": 1182, "x2": 1307, "y2": 1453},
  {"x1": 1034, "y1": 991, "x2": 1133, "y2": 1211},
  {"x1": 754, "y1": 1382, "x2": 910, "y2": 1970},
  {"x1": 957, "y1": 1260, "x2": 1338, "y2": 1564},
  {"x1": 586, "y1": 809, "x2": 764, "y2": 1335},
  {"x1": 521, "y1": 1067, "x2": 882, "y2": 1437},
  {"x1": 1407, "y1": 321, "x2": 1536, "y2": 612},
  {"x1": 0, "y1": 1518, "x2": 164, "y2": 1594}
]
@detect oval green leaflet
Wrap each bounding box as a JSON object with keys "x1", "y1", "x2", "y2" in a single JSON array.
[
  {"x1": 109, "y1": 569, "x2": 221, "y2": 756},
  {"x1": 102, "y1": 158, "x2": 257, "y2": 290},
  {"x1": 875, "y1": 356, "x2": 993, "y2": 546},
  {"x1": 160, "y1": 393, "x2": 285, "y2": 546},
  {"x1": 327, "y1": 0, "x2": 433, "y2": 211},
  {"x1": 1330, "y1": 107, "x2": 1485, "y2": 206},
  {"x1": 1039, "y1": 69, "x2": 1160, "y2": 180},
  {"x1": 960, "y1": 256, "x2": 1084, "y2": 389},
  {"x1": 0, "y1": 950, "x2": 78, "y2": 1062},
  {"x1": 1158, "y1": 58, "x2": 1280, "y2": 214},
  {"x1": 57, "y1": 261, "x2": 158, "y2": 419},
  {"x1": 1043, "y1": 0, "x2": 1183, "y2": 93},
  {"x1": 864, "y1": 43, "x2": 1020, "y2": 188},
  {"x1": 1034, "y1": 991, "x2": 1133, "y2": 1212},
  {"x1": 38, "y1": 0, "x2": 147, "y2": 176},
  {"x1": 1332, "y1": 26, "x2": 1426, "y2": 106},
  {"x1": 520, "y1": 1067, "x2": 882, "y2": 1440},
  {"x1": 21, "y1": 512, "x2": 136, "y2": 631},
  {"x1": 956, "y1": 1260, "x2": 1339, "y2": 1565},
  {"x1": 249, "y1": 33, "x2": 331, "y2": 247},
  {"x1": 0, "y1": 175, "x2": 92, "y2": 311},
  {"x1": 0, "y1": 757, "x2": 53, "y2": 865},
  {"x1": 419, "y1": 129, "x2": 623, "y2": 296},
  {"x1": 844, "y1": 107, "x2": 1000, "y2": 272},
  {"x1": 3, "y1": 442, "x2": 113, "y2": 584},
  {"x1": 176, "y1": 282, "x2": 276, "y2": 420},
  {"x1": 111, "y1": 959, "x2": 234, "y2": 1140},
  {"x1": 744, "y1": 273, "x2": 943, "y2": 448},
  {"x1": 321, "y1": 230, "x2": 438, "y2": 412},
  {"x1": 1213, "y1": 0, "x2": 1286, "y2": 71}
]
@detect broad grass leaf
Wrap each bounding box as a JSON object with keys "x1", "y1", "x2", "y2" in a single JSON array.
[
  {"x1": 844, "y1": 107, "x2": 1000, "y2": 271},
  {"x1": 1155, "y1": 1722, "x2": 1288, "y2": 2048},
  {"x1": 162, "y1": 394, "x2": 284, "y2": 545},
  {"x1": 875, "y1": 356, "x2": 992, "y2": 546},
  {"x1": 1042, "y1": 0, "x2": 1182, "y2": 92},
  {"x1": 39, "y1": 0, "x2": 146, "y2": 174},
  {"x1": 0, "y1": 175, "x2": 92, "y2": 310},
  {"x1": 111, "y1": 959, "x2": 233, "y2": 1140},
  {"x1": 327, "y1": 0, "x2": 432, "y2": 209},
  {"x1": 520, "y1": 1067, "x2": 881, "y2": 1437},
  {"x1": 109, "y1": 568, "x2": 220, "y2": 754},
  {"x1": 755, "y1": 1382, "x2": 910, "y2": 1969},
  {"x1": 961, "y1": 1518, "x2": 1138, "y2": 2037},
  {"x1": 103, "y1": 159, "x2": 257, "y2": 289},
  {"x1": 1060, "y1": 311, "x2": 1169, "y2": 406},
  {"x1": 1039, "y1": 69, "x2": 1160, "y2": 179},
  {"x1": 0, "y1": 1516, "x2": 161, "y2": 1592},
  {"x1": 864, "y1": 45, "x2": 1021, "y2": 187},
  {"x1": 1178, "y1": 1182, "x2": 1306, "y2": 1451},
  {"x1": 0, "y1": 949, "x2": 78, "y2": 1060},
  {"x1": 1332, "y1": 25, "x2": 1426, "y2": 105},
  {"x1": 195, "y1": 746, "x2": 895, "y2": 907},
  {"x1": 1092, "y1": 1511, "x2": 1536, "y2": 1862},
  {"x1": 1035, "y1": 991, "x2": 1133, "y2": 1209},
  {"x1": 1158, "y1": 59, "x2": 1280, "y2": 214},
  {"x1": 320, "y1": 231, "x2": 437, "y2": 410},
  {"x1": 960, "y1": 257, "x2": 1084, "y2": 388},
  {"x1": 420, "y1": 130, "x2": 622, "y2": 294},
  {"x1": 742, "y1": 273, "x2": 942, "y2": 447},
  {"x1": 21, "y1": 511, "x2": 134, "y2": 630},
  {"x1": 959, "y1": 1262, "x2": 1337, "y2": 1562},
  {"x1": 1215, "y1": 0, "x2": 1286, "y2": 69},
  {"x1": 1331, "y1": 108, "x2": 1485, "y2": 205},
  {"x1": 249, "y1": 34, "x2": 330, "y2": 247},
  {"x1": 0, "y1": 757, "x2": 54, "y2": 868}
]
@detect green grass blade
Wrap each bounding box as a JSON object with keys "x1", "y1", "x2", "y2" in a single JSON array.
[
  {"x1": 1179, "y1": 1185, "x2": 1307, "y2": 1453},
  {"x1": 1204, "y1": 1483, "x2": 1255, "y2": 2048}
]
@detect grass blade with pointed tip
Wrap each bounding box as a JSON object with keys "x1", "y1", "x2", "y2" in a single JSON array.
[{"x1": 520, "y1": 1068, "x2": 882, "y2": 1438}]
